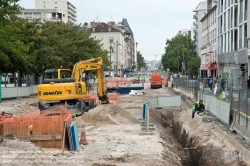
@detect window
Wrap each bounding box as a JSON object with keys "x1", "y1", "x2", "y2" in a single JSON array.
[
  {"x1": 63, "y1": 14, "x2": 65, "y2": 17},
  {"x1": 55, "y1": 7, "x2": 57, "y2": 8},
  {"x1": 55, "y1": 2, "x2": 57, "y2": 4}
]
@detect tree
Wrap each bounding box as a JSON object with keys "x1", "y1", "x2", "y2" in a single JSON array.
[
  {"x1": 0, "y1": 17, "x2": 36, "y2": 75},
  {"x1": 136, "y1": 51, "x2": 146, "y2": 71},
  {"x1": 33, "y1": 21, "x2": 109, "y2": 74},
  {"x1": 161, "y1": 34, "x2": 196, "y2": 74},
  {"x1": 186, "y1": 57, "x2": 200, "y2": 76},
  {"x1": 0, "y1": 0, "x2": 23, "y2": 26}
]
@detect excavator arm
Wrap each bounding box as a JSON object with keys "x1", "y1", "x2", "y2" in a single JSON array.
[{"x1": 71, "y1": 57, "x2": 109, "y2": 104}]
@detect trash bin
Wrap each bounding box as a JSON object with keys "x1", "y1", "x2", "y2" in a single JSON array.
[{"x1": 0, "y1": 76, "x2": 2, "y2": 102}]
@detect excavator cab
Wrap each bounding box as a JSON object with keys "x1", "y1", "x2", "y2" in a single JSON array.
[
  {"x1": 43, "y1": 69, "x2": 75, "y2": 84},
  {"x1": 38, "y1": 57, "x2": 110, "y2": 116}
]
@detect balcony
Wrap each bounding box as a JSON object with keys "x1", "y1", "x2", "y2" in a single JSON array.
[
  {"x1": 68, "y1": 15, "x2": 76, "y2": 22},
  {"x1": 67, "y1": 5, "x2": 76, "y2": 13},
  {"x1": 50, "y1": 17, "x2": 62, "y2": 22},
  {"x1": 68, "y1": 10, "x2": 77, "y2": 17}
]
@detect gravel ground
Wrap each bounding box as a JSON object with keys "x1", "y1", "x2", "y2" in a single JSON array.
[{"x1": 0, "y1": 82, "x2": 249, "y2": 166}]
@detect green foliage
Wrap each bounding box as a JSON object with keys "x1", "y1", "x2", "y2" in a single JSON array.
[
  {"x1": 186, "y1": 57, "x2": 201, "y2": 76},
  {"x1": 0, "y1": 17, "x2": 36, "y2": 74},
  {"x1": 0, "y1": 1, "x2": 119, "y2": 76},
  {"x1": 137, "y1": 51, "x2": 146, "y2": 71},
  {"x1": 0, "y1": 0, "x2": 23, "y2": 26},
  {"x1": 161, "y1": 34, "x2": 196, "y2": 74},
  {"x1": 27, "y1": 21, "x2": 109, "y2": 74}
]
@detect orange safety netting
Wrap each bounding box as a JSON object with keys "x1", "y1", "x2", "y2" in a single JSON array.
[
  {"x1": 107, "y1": 93, "x2": 120, "y2": 104},
  {"x1": 162, "y1": 79, "x2": 167, "y2": 85},
  {"x1": 0, "y1": 106, "x2": 72, "y2": 137},
  {"x1": 105, "y1": 78, "x2": 129, "y2": 87}
]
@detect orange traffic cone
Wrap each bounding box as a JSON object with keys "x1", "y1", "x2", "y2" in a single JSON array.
[{"x1": 80, "y1": 125, "x2": 88, "y2": 145}]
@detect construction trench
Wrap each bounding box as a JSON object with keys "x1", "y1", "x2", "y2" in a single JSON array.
[
  {"x1": 0, "y1": 83, "x2": 250, "y2": 166},
  {"x1": 149, "y1": 88, "x2": 250, "y2": 166}
]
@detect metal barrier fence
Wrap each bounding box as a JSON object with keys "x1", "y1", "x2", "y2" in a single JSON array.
[{"x1": 172, "y1": 76, "x2": 250, "y2": 127}]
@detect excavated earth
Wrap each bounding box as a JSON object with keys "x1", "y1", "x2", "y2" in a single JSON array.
[{"x1": 0, "y1": 83, "x2": 249, "y2": 166}]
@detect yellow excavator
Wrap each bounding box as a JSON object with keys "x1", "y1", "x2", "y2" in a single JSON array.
[{"x1": 38, "y1": 57, "x2": 109, "y2": 116}]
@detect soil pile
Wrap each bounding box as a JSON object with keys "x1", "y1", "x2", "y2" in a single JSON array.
[{"x1": 77, "y1": 105, "x2": 138, "y2": 126}]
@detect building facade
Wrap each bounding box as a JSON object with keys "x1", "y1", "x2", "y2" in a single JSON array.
[
  {"x1": 200, "y1": 3, "x2": 218, "y2": 78},
  {"x1": 87, "y1": 19, "x2": 137, "y2": 76},
  {"x1": 35, "y1": 0, "x2": 77, "y2": 24},
  {"x1": 177, "y1": 29, "x2": 195, "y2": 40},
  {"x1": 17, "y1": 9, "x2": 64, "y2": 23},
  {"x1": 193, "y1": 2, "x2": 207, "y2": 57},
  {"x1": 217, "y1": 0, "x2": 248, "y2": 83}
]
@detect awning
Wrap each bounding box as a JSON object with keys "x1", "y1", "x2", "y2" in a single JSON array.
[
  {"x1": 205, "y1": 62, "x2": 213, "y2": 67},
  {"x1": 124, "y1": 69, "x2": 131, "y2": 73},
  {"x1": 206, "y1": 62, "x2": 217, "y2": 70}
]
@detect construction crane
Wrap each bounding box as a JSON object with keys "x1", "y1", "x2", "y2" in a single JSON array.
[{"x1": 37, "y1": 57, "x2": 109, "y2": 116}]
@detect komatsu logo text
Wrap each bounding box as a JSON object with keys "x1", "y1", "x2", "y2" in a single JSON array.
[{"x1": 43, "y1": 91, "x2": 62, "y2": 95}]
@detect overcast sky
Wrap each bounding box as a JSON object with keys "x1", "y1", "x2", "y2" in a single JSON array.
[{"x1": 18, "y1": 0, "x2": 206, "y2": 61}]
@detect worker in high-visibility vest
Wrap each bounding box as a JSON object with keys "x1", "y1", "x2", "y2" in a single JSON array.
[{"x1": 192, "y1": 100, "x2": 205, "y2": 119}]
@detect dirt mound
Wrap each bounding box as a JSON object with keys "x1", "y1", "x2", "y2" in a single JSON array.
[{"x1": 77, "y1": 105, "x2": 137, "y2": 126}]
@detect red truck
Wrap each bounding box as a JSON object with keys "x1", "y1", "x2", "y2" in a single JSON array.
[{"x1": 150, "y1": 73, "x2": 163, "y2": 89}]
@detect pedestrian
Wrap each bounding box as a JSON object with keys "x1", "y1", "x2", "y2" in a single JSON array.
[
  {"x1": 219, "y1": 75, "x2": 225, "y2": 90},
  {"x1": 247, "y1": 76, "x2": 250, "y2": 98},
  {"x1": 192, "y1": 100, "x2": 205, "y2": 119},
  {"x1": 208, "y1": 77, "x2": 213, "y2": 90},
  {"x1": 213, "y1": 80, "x2": 218, "y2": 95}
]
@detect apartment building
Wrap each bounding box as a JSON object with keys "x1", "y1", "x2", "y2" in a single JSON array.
[
  {"x1": 35, "y1": 0, "x2": 77, "y2": 24},
  {"x1": 17, "y1": 9, "x2": 64, "y2": 23},
  {"x1": 177, "y1": 29, "x2": 195, "y2": 40},
  {"x1": 200, "y1": 2, "x2": 218, "y2": 78},
  {"x1": 217, "y1": 0, "x2": 248, "y2": 81},
  {"x1": 88, "y1": 19, "x2": 137, "y2": 75},
  {"x1": 193, "y1": 2, "x2": 207, "y2": 57}
]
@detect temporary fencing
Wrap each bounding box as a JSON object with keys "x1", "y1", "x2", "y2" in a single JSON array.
[
  {"x1": 107, "y1": 93, "x2": 121, "y2": 104},
  {"x1": 105, "y1": 77, "x2": 130, "y2": 88},
  {"x1": 0, "y1": 106, "x2": 72, "y2": 149},
  {"x1": 162, "y1": 79, "x2": 167, "y2": 86}
]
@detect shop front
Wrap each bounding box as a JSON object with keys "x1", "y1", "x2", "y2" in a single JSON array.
[{"x1": 206, "y1": 61, "x2": 218, "y2": 77}]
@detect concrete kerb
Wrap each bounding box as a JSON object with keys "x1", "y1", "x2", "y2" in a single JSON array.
[{"x1": 211, "y1": 122, "x2": 250, "y2": 164}]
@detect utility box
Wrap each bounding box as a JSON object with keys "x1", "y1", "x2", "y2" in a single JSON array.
[{"x1": 0, "y1": 76, "x2": 2, "y2": 102}]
